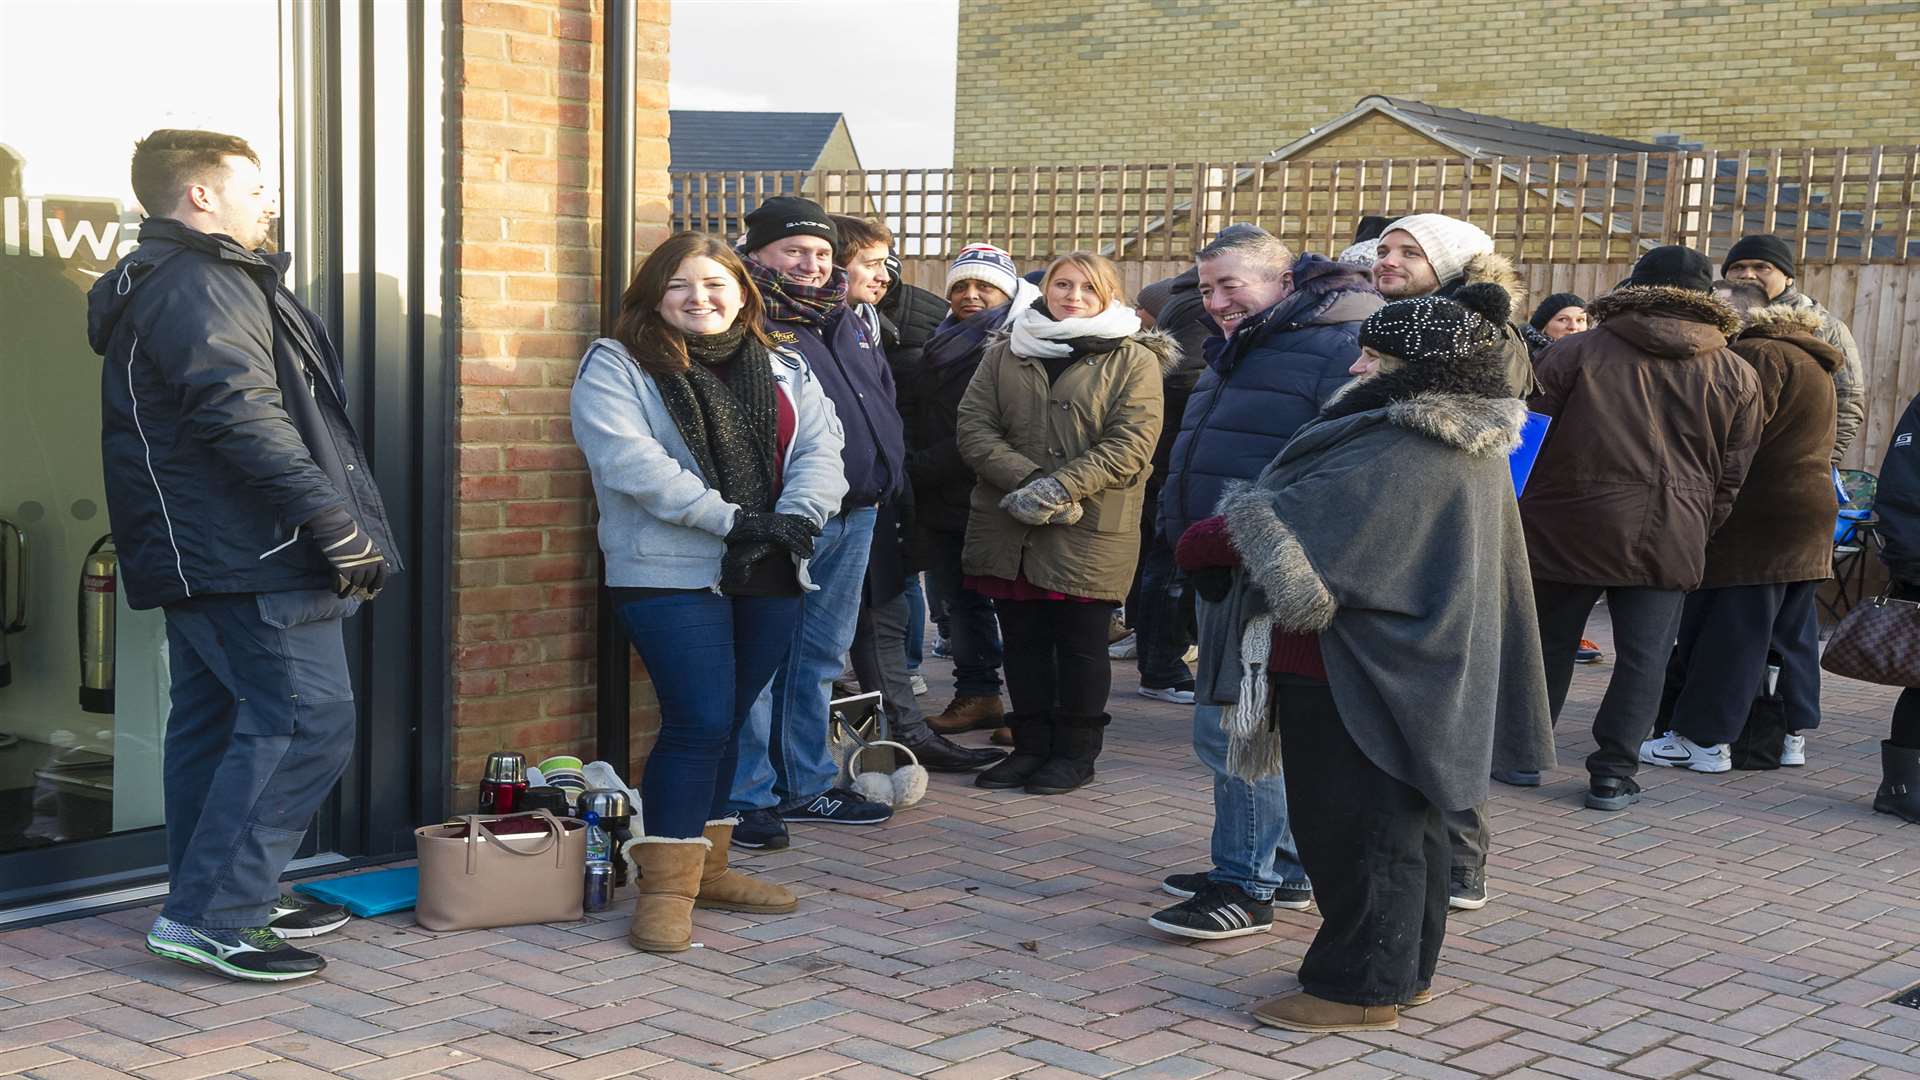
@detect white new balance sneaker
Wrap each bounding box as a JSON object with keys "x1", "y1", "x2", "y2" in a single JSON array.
[
  {"x1": 1781, "y1": 734, "x2": 1806, "y2": 767},
  {"x1": 1640, "y1": 731, "x2": 1732, "y2": 773}
]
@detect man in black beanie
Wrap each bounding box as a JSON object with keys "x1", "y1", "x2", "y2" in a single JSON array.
[
  {"x1": 726, "y1": 196, "x2": 907, "y2": 848},
  {"x1": 1519, "y1": 245, "x2": 1763, "y2": 814},
  {"x1": 1724, "y1": 235, "x2": 1865, "y2": 464}
]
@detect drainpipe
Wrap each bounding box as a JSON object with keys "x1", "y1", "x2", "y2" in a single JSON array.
[{"x1": 596, "y1": 0, "x2": 637, "y2": 771}]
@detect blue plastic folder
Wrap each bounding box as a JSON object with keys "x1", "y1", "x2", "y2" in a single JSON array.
[
  {"x1": 293, "y1": 866, "x2": 419, "y2": 917},
  {"x1": 1510, "y1": 412, "x2": 1551, "y2": 496}
]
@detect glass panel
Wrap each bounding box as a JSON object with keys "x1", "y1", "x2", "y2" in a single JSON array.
[{"x1": 0, "y1": 1, "x2": 282, "y2": 854}]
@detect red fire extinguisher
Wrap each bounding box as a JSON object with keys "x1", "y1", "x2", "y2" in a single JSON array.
[{"x1": 78, "y1": 534, "x2": 115, "y2": 714}]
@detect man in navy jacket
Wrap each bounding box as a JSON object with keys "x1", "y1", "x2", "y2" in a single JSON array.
[{"x1": 87, "y1": 130, "x2": 397, "y2": 982}]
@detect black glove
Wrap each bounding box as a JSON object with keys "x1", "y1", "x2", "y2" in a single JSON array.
[
  {"x1": 720, "y1": 539, "x2": 784, "y2": 595},
  {"x1": 305, "y1": 505, "x2": 390, "y2": 599},
  {"x1": 727, "y1": 511, "x2": 821, "y2": 558},
  {"x1": 1189, "y1": 566, "x2": 1233, "y2": 604}
]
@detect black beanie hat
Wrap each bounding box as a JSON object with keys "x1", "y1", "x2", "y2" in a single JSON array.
[
  {"x1": 1722, "y1": 235, "x2": 1795, "y2": 280},
  {"x1": 1528, "y1": 292, "x2": 1586, "y2": 331},
  {"x1": 1359, "y1": 282, "x2": 1511, "y2": 364},
  {"x1": 742, "y1": 196, "x2": 838, "y2": 256},
  {"x1": 1626, "y1": 245, "x2": 1714, "y2": 292},
  {"x1": 1354, "y1": 215, "x2": 1393, "y2": 244}
]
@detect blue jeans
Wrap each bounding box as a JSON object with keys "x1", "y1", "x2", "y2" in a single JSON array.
[
  {"x1": 617, "y1": 591, "x2": 801, "y2": 839},
  {"x1": 904, "y1": 574, "x2": 927, "y2": 672},
  {"x1": 730, "y1": 507, "x2": 876, "y2": 813},
  {"x1": 1193, "y1": 703, "x2": 1309, "y2": 900},
  {"x1": 161, "y1": 590, "x2": 360, "y2": 928}
]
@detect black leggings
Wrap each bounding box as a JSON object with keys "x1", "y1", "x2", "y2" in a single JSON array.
[
  {"x1": 995, "y1": 599, "x2": 1117, "y2": 721},
  {"x1": 1897, "y1": 581, "x2": 1920, "y2": 750}
]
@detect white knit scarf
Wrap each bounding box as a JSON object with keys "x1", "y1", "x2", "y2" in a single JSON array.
[{"x1": 1008, "y1": 299, "x2": 1143, "y2": 359}]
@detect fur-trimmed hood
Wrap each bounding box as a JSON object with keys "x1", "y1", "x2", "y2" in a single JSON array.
[
  {"x1": 1589, "y1": 285, "x2": 1742, "y2": 357},
  {"x1": 1738, "y1": 303, "x2": 1845, "y2": 374},
  {"x1": 1441, "y1": 251, "x2": 1528, "y2": 312}
]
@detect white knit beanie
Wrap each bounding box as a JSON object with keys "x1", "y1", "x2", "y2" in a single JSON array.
[
  {"x1": 1381, "y1": 214, "x2": 1494, "y2": 286},
  {"x1": 945, "y1": 243, "x2": 1020, "y2": 301}
]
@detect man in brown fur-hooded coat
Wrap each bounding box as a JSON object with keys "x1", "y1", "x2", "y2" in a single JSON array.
[{"x1": 1520, "y1": 246, "x2": 1763, "y2": 811}]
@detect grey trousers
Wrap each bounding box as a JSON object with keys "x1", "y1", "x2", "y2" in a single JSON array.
[
  {"x1": 1446, "y1": 805, "x2": 1488, "y2": 875},
  {"x1": 850, "y1": 591, "x2": 933, "y2": 742}
]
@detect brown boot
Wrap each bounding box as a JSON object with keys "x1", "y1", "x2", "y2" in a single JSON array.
[
  {"x1": 1250, "y1": 991, "x2": 1398, "y2": 1032},
  {"x1": 989, "y1": 727, "x2": 1013, "y2": 746},
  {"x1": 695, "y1": 820, "x2": 797, "y2": 914},
  {"x1": 626, "y1": 837, "x2": 709, "y2": 953},
  {"x1": 927, "y1": 694, "x2": 1005, "y2": 734}
]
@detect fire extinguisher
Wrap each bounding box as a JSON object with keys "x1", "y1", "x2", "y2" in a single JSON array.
[
  {"x1": 0, "y1": 519, "x2": 24, "y2": 688},
  {"x1": 78, "y1": 534, "x2": 115, "y2": 714}
]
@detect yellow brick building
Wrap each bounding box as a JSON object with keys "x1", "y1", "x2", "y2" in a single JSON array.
[{"x1": 953, "y1": 0, "x2": 1920, "y2": 165}]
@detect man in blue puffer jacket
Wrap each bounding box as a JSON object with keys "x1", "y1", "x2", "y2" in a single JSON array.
[{"x1": 1145, "y1": 227, "x2": 1382, "y2": 944}]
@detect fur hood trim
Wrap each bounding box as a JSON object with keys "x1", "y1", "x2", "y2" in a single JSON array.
[
  {"x1": 1590, "y1": 285, "x2": 1743, "y2": 337},
  {"x1": 1217, "y1": 481, "x2": 1337, "y2": 634},
  {"x1": 985, "y1": 325, "x2": 1183, "y2": 377},
  {"x1": 1743, "y1": 303, "x2": 1825, "y2": 338},
  {"x1": 1456, "y1": 251, "x2": 1527, "y2": 311},
  {"x1": 1386, "y1": 393, "x2": 1529, "y2": 456}
]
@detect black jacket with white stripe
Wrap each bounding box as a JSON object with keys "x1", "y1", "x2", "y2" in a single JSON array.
[{"x1": 86, "y1": 218, "x2": 398, "y2": 609}]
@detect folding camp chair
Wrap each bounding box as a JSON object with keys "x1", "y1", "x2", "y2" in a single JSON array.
[{"x1": 1825, "y1": 468, "x2": 1880, "y2": 622}]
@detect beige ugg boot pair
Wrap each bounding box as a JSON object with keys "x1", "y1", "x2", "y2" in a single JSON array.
[{"x1": 625, "y1": 819, "x2": 796, "y2": 952}]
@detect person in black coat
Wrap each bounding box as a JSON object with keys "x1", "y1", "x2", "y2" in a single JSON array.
[{"x1": 1875, "y1": 391, "x2": 1920, "y2": 822}]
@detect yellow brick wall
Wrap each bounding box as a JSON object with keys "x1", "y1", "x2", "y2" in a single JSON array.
[{"x1": 953, "y1": 0, "x2": 1920, "y2": 164}]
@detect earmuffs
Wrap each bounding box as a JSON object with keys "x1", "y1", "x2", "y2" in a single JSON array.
[{"x1": 845, "y1": 740, "x2": 927, "y2": 809}]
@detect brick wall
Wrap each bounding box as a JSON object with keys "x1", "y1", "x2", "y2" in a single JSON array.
[
  {"x1": 954, "y1": 0, "x2": 1920, "y2": 165},
  {"x1": 449, "y1": 0, "x2": 673, "y2": 802}
]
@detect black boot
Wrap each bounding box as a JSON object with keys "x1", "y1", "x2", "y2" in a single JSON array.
[
  {"x1": 896, "y1": 725, "x2": 1007, "y2": 772},
  {"x1": 1025, "y1": 714, "x2": 1107, "y2": 795},
  {"x1": 1874, "y1": 741, "x2": 1920, "y2": 824},
  {"x1": 975, "y1": 713, "x2": 1050, "y2": 789}
]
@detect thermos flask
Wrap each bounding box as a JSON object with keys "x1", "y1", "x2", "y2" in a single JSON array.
[{"x1": 478, "y1": 751, "x2": 528, "y2": 813}]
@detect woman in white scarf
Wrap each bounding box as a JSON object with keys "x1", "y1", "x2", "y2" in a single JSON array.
[{"x1": 954, "y1": 252, "x2": 1176, "y2": 797}]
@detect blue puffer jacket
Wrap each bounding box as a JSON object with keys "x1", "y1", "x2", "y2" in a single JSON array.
[{"x1": 1158, "y1": 255, "x2": 1383, "y2": 544}]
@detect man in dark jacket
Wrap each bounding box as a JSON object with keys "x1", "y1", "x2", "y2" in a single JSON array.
[
  {"x1": 1522, "y1": 246, "x2": 1763, "y2": 813},
  {"x1": 1722, "y1": 235, "x2": 1866, "y2": 465},
  {"x1": 87, "y1": 130, "x2": 397, "y2": 982},
  {"x1": 1643, "y1": 281, "x2": 1840, "y2": 773},
  {"x1": 731, "y1": 197, "x2": 906, "y2": 848},
  {"x1": 1874, "y1": 392, "x2": 1920, "y2": 823},
  {"x1": 1146, "y1": 227, "x2": 1382, "y2": 944}
]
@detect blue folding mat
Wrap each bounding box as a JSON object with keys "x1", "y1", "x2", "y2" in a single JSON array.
[
  {"x1": 293, "y1": 866, "x2": 419, "y2": 917},
  {"x1": 1510, "y1": 412, "x2": 1552, "y2": 497}
]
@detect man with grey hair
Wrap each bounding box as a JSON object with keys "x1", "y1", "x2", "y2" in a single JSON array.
[{"x1": 1146, "y1": 225, "x2": 1384, "y2": 942}]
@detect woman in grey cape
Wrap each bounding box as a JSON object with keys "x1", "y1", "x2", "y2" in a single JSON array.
[{"x1": 1183, "y1": 282, "x2": 1553, "y2": 1032}]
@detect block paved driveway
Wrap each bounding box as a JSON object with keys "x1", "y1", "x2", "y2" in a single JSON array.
[{"x1": 2, "y1": 611, "x2": 1918, "y2": 1079}]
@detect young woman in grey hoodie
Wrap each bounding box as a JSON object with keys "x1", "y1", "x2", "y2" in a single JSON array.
[{"x1": 570, "y1": 233, "x2": 846, "y2": 954}]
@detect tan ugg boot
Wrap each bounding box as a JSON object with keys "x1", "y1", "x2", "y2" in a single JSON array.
[
  {"x1": 1250, "y1": 991, "x2": 1399, "y2": 1032},
  {"x1": 695, "y1": 820, "x2": 798, "y2": 914},
  {"x1": 625, "y1": 836, "x2": 709, "y2": 953}
]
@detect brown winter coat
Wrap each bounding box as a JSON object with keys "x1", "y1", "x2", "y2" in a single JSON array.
[
  {"x1": 1700, "y1": 305, "x2": 1843, "y2": 587},
  {"x1": 956, "y1": 329, "x2": 1174, "y2": 601},
  {"x1": 1520, "y1": 286, "x2": 1763, "y2": 591}
]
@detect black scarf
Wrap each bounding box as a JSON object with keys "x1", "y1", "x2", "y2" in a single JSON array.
[
  {"x1": 653, "y1": 324, "x2": 780, "y2": 513},
  {"x1": 923, "y1": 301, "x2": 1010, "y2": 371}
]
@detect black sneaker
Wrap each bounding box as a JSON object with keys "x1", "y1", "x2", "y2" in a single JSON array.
[
  {"x1": 732, "y1": 808, "x2": 790, "y2": 850},
  {"x1": 1147, "y1": 881, "x2": 1274, "y2": 940},
  {"x1": 146, "y1": 917, "x2": 326, "y2": 982},
  {"x1": 1270, "y1": 883, "x2": 1314, "y2": 911},
  {"x1": 1585, "y1": 776, "x2": 1642, "y2": 812},
  {"x1": 780, "y1": 787, "x2": 892, "y2": 825},
  {"x1": 1448, "y1": 866, "x2": 1488, "y2": 911},
  {"x1": 1161, "y1": 871, "x2": 1211, "y2": 899},
  {"x1": 267, "y1": 894, "x2": 350, "y2": 939}
]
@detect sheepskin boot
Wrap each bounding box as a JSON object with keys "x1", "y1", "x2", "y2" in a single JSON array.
[
  {"x1": 626, "y1": 836, "x2": 709, "y2": 952},
  {"x1": 1874, "y1": 741, "x2": 1920, "y2": 824},
  {"x1": 695, "y1": 819, "x2": 797, "y2": 914},
  {"x1": 1024, "y1": 713, "x2": 1108, "y2": 795},
  {"x1": 974, "y1": 713, "x2": 1051, "y2": 789}
]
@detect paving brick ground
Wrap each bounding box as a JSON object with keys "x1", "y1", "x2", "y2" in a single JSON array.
[{"x1": 3, "y1": 610, "x2": 1918, "y2": 1079}]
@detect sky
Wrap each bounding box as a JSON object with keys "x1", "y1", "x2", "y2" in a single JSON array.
[{"x1": 668, "y1": 0, "x2": 960, "y2": 169}]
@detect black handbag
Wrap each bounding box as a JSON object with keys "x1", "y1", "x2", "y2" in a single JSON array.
[{"x1": 1730, "y1": 664, "x2": 1787, "y2": 771}]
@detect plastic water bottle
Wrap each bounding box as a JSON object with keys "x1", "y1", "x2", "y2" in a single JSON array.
[{"x1": 582, "y1": 810, "x2": 613, "y2": 912}]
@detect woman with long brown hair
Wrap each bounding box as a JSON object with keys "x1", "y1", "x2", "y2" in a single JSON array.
[
  {"x1": 956, "y1": 251, "x2": 1173, "y2": 795},
  {"x1": 570, "y1": 232, "x2": 847, "y2": 953}
]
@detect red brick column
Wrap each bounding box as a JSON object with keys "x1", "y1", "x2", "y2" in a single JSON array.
[{"x1": 447, "y1": 0, "x2": 673, "y2": 803}]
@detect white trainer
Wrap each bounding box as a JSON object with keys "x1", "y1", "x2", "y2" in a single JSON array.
[
  {"x1": 1138, "y1": 685, "x2": 1196, "y2": 705},
  {"x1": 1781, "y1": 734, "x2": 1806, "y2": 767},
  {"x1": 1639, "y1": 731, "x2": 1732, "y2": 773},
  {"x1": 1108, "y1": 633, "x2": 1138, "y2": 659}
]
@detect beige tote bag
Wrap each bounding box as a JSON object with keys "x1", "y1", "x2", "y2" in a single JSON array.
[{"x1": 414, "y1": 810, "x2": 586, "y2": 931}]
